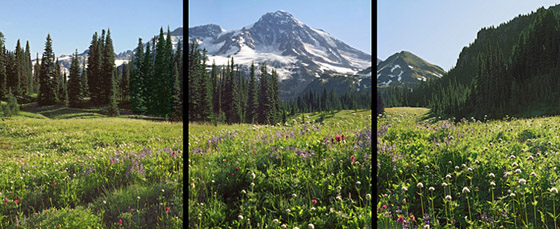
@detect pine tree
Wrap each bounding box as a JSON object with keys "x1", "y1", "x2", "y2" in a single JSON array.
[
  {"x1": 151, "y1": 27, "x2": 172, "y2": 116},
  {"x1": 25, "y1": 41, "x2": 32, "y2": 94},
  {"x1": 68, "y1": 50, "x2": 82, "y2": 107},
  {"x1": 130, "y1": 38, "x2": 146, "y2": 114},
  {"x1": 271, "y1": 68, "x2": 280, "y2": 124},
  {"x1": 87, "y1": 32, "x2": 99, "y2": 105},
  {"x1": 80, "y1": 62, "x2": 89, "y2": 98},
  {"x1": 62, "y1": 72, "x2": 69, "y2": 107},
  {"x1": 142, "y1": 41, "x2": 154, "y2": 115},
  {"x1": 33, "y1": 53, "x2": 40, "y2": 95},
  {"x1": 106, "y1": 70, "x2": 120, "y2": 117},
  {"x1": 211, "y1": 60, "x2": 220, "y2": 118},
  {"x1": 170, "y1": 62, "x2": 182, "y2": 121},
  {"x1": 120, "y1": 63, "x2": 130, "y2": 103},
  {"x1": 101, "y1": 29, "x2": 116, "y2": 105},
  {"x1": 38, "y1": 34, "x2": 57, "y2": 106},
  {"x1": 15, "y1": 40, "x2": 25, "y2": 96},
  {"x1": 0, "y1": 33, "x2": 6, "y2": 98},
  {"x1": 246, "y1": 61, "x2": 258, "y2": 123}
]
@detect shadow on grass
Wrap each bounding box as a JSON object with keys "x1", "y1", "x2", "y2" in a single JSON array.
[{"x1": 37, "y1": 107, "x2": 105, "y2": 119}]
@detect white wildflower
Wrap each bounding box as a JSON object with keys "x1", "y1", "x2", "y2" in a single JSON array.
[
  {"x1": 489, "y1": 173, "x2": 495, "y2": 178},
  {"x1": 462, "y1": 187, "x2": 470, "y2": 193},
  {"x1": 442, "y1": 182, "x2": 448, "y2": 187},
  {"x1": 417, "y1": 182, "x2": 424, "y2": 188},
  {"x1": 429, "y1": 187, "x2": 435, "y2": 191}
]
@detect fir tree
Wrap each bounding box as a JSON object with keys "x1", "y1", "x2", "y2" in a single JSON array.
[
  {"x1": 38, "y1": 34, "x2": 57, "y2": 106},
  {"x1": 246, "y1": 61, "x2": 258, "y2": 123},
  {"x1": 121, "y1": 63, "x2": 130, "y2": 102},
  {"x1": 101, "y1": 29, "x2": 116, "y2": 105},
  {"x1": 68, "y1": 50, "x2": 82, "y2": 107},
  {"x1": 142, "y1": 41, "x2": 153, "y2": 114},
  {"x1": 0, "y1": 32, "x2": 6, "y2": 98},
  {"x1": 130, "y1": 38, "x2": 146, "y2": 114},
  {"x1": 170, "y1": 62, "x2": 182, "y2": 121}
]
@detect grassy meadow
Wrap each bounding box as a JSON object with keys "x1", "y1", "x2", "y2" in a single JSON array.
[
  {"x1": 378, "y1": 107, "x2": 560, "y2": 228},
  {"x1": 188, "y1": 110, "x2": 372, "y2": 228},
  {"x1": 0, "y1": 104, "x2": 183, "y2": 228}
]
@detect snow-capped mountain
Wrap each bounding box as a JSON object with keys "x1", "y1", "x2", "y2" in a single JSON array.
[
  {"x1": 377, "y1": 58, "x2": 381, "y2": 65},
  {"x1": 189, "y1": 10, "x2": 371, "y2": 99},
  {"x1": 33, "y1": 27, "x2": 183, "y2": 76},
  {"x1": 377, "y1": 51, "x2": 445, "y2": 87}
]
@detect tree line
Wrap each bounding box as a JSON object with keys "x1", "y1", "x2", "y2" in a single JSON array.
[
  {"x1": 0, "y1": 27, "x2": 183, "y2": 119},
  {"x1": 188, "y1": 42, "x2": 371, "y2": 125},
  {"x1": 381, "y1": 6, "x2": 560, "y2": 120}
]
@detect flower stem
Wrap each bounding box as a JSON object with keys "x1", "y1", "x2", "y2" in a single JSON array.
[
  {"x1": 467, "y1": 196, "x2": 471, "y2": 221},
  {"x1": 420, "y1": 192, "x2": 425, "y2": 218},
  {"x1": 554, "y1": 195, "x2": 557, "y2": 229}
]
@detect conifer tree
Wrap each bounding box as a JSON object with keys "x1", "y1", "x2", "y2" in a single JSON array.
[
  {"x1": 80, "y1": 62, "x2": 89, "y2": 97},
  {"x1": 246, "y1": 61, "x2": 258, "y2": 123},
  {"x1": 171, "y1": 62, "x2": 182, "y2": 121},
  {"x1": 142, "y1": 41, "x2": 153, "y2": 114},
  {"x1": 33, "y1": 53, "x2": 40, "y2": 95},
  {"x1": 87, "y1": 32, "x2": 99, "y2": 105},
  {"x1": 15, "y1": 40, "x2": 25, "y2": 96},
  {"x1": 0, "y1": 33, "x2": 6, "y2": 98},
  {"x1": 25, "y1": 41, "x2": 32, "y2": 94},
  {"x1": 130, "y1": 38, "x2": 146, "y2": 114},
  {"x1": 101, "y1": 29, "x2": 116, "y2": 105},
  {"x1": 151, "y1": 27, "x2": 171, "y2": 116},
  {"x1": 38, "y1": 34, "x2": 57, "y2": 106},
  {"x1": 68, "y1": 50, "x2": 82, "y2": 107},
  {"x1": 54, "y1": 58, "x2": 62, "y2": 103},
  {"x1": 106, "y1": 70, "x2": 120, "y2": 117},
  {"x1": 121, "y1": 63, "x2": 130, "y2": 102},
  {"x1": 62, "y1": 72, "x2": 69, "y2": 107}
]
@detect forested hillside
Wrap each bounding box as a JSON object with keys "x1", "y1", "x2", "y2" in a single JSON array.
[{"x1": 381, "y1": 5, "x2": 560, "y2": 119}]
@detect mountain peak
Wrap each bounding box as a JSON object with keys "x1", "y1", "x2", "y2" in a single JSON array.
[
  {"x1": 377, "y1": 50, "x2": 445, "y2": 87},
  {"x1": 257, "y1": 10, "x2": 303, "y2": 27}
]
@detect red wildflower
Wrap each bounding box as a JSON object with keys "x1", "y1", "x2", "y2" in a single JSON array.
[
  {"x1": 104, "y1": 165, "x2": 108, "y2": 169},
  {"x1": 336, "y1": 136, "x2": 341, "y2": 142},
  {"x1": 350, "y1": 155, "x2": 356, "y2": 164},
  {"x1": 312, "y1": 199, "x2": 317, "y2": 205},
  {"x1": 235, "y1": 167, "x2": 239, "y2": 171},
  {"x1": 331, "y1": 137, "x2": 334, "y2": 143},
  {"x1": 452, "y1": 219, "x2": 456, "y2": 223},
  {"x1": 178, "y1": 149, "x2": 182, "y2": 154},
  {"x1": 410, "y1": 214, "x2": 415, "y2": 221},
  {"x1": 397, "y1": 216, "x2": 404, "y2": 223},
  {"x1": 110, "y1": 159, "x2": 114, "y2": 165},
  {"x1": 118, "y1": 219, "x2": 123, "y2": 225},
  {"x1": 4, "y1": 198, "x2": 8, "y2": 203},
  {"x1": 14, "y1": 199, "x2": 18, "y2": 205},
  {"x1": 342, "y1": 134, "x2": 345, "y2": 140},
  {"x1": 166, "y1": 206, "x2": 170, "y2": 212},
  {"x1": 382, "y1": 204, "x2": 387, "y2": 210},
  {"x1": 286, "y1": 136, "x2": 288, "y2": 139},
  {"x1": 130, "y1": 208, "x2": 133, "y2": 212},
  {"x1": 97, "y1": 209, "x2": 100, "y2": 213},
  {"x1": 53, "y1": 182, "x2": 57, "y2": 186},
  {"x1": 162, "y1": 157, "x2": 165, "y2": 161},
  {"x1": 252, "y1": 150, "x2": 256, "y2": 154},
  {"x1": 232, "y1": 173, "x2": 235, "y2": 176}
]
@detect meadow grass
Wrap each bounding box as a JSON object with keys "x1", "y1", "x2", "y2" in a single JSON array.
[
  {"x1": 378, "y1": 107, "x2": 560, "y2": 228},
  {"x1": 0, "y1": 105, "x2": 183, "y2": 228},
  {"x1": 188, "y1": 110, "x2": 372, "y2": 228}
]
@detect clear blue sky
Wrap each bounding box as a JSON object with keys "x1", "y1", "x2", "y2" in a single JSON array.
[
  {"x1": 189, "y1": 0, "x2": 372, "y2": 55},
  {"x1": 1, "y1": 0, "x2": 183, "y2": 59},
  {"x1": 378, "y1": 0, "x2": 560, "y2": 71}
]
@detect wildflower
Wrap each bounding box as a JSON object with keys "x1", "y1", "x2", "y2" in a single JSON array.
[
  {"x1": 445, "y1": 195, "x2": 452, "y2": 200},
  {"x1": 253, "y1": 150, "x2": 256, "y2": 154},
  {"x1": 232, "y1": 173, "x2": 235, "y2": 176},
  {"x1": 251, "y1": 182, "x2": 255, "y2": 187},
  {"x1": 312, "y1": 199, "x2": 317, "y2": 204},
  {"x1": 417, "y1": 182, "x2": 424, "y2": 188},
  {"x1": 235, "y1": 167, "x2": 239, "y2": 171},
  {"x1": 212, "y1": 180, "x2": 215, "y2": 183},
  {"x1": 397, "y1": 216, "x2": 405, "y2": 223},
  {"x1": 161, "y1": 189, "x2": 165, "y2": 193},
  {"x1": 366, "y1": 194, "x2": 371, "y2": 199},
  {"x1": 490, "y1": 182, "x2": 496, "y2": 186},
  {"x1": 512, "y1": 162, "x2": 518, "y2": 167},
  {"x1": 475, "y1": 160, "x2": 480, "y2": 164},
  {"x1": 503, "y1": 172, "x2": 511, "y2": 178},
  {"x1": 241, "y1": 190, "x2": 246, "y2": 194},
  {"x1": 489, "y1": 173, "x2": 495, "y2": 178},
  {"x1": 251, "y1": 172, "x2": 256, "y2": 179},
  {"x1": 455, "y1": 166, "x2": 459, "y2": 170},
  {"x1": 14, "y1": 199, "x2": 18, "y2": 204},
  {"x1": 356, "y1": 181, "x2": 361, "y2": 185},
  {"x1": 462, "y1": 187, "x2": 470, "y2": 193},
  {"x1": 130, "y1": 208, "x2": 133, "y2": 212},
  {"x1": 336, "y1": 195, "x2": 342, "y2": 201},
  {"x1": 104, "y1": 165, "x2": 107, "y2": 169},
  {"x1": 551, "y1": 188, "x2": 558, "y2": 194},
  {"x1": 238, "y1": 215, "x2": 244, "y2": 220},
  {"x1": 429, "y1": 187, "x2": 435, "y2": 191},
  {"x1": 281, "y1": 224, "x2": 287, "y2": 229},
  {"x1": 53, "y1": 182, "x2": 57, "y2": 186},
  {"x1": 462, "y1": 164, "x2": 467, "y2": 168},
  {"x1": 446, "y1": 174, "x2": 452, "y2": 179},
  {"x1": 527, "y1": 156, "x2": 534, "y2": 160},
  {"x1": 336, "y1": 136, "x2": 341, "y2": 142},
  {"x1": 166, "y1": 207, "x2": 170, "y2": 212},
  {"x1": 311, "y1": 207, "x2": 316, "y2": 210},
  {"x1": 442, "y1": 182, "x2": 448, "y2": 187},
  {"x1": 515, "y1": 169, "x2": 522, "y2": 174},
  {"x1": 103, "y1": 200, "x2": 106, "y2": 204},
  {"x1": 308, "y1": 224, "x2": 315, "y2": 229},
  {"x1": 118, "y1": 219, "x2": 122, "y2": 225},
  {"x1": 350, "y1": 155, "x2": 356, "y2": 164},
  {"x1": 510, "y1": 193, "x2": 516, "y2": 197},
  {"x1": 294, "y1": 227, "x2": 299, "y2": 229},
  {"x1": 519, "y1": 179, "x2": 527, "y2": 185},
  {"x1": 331, "y1": 137, "x2": 334, "y2": 144},
  {"x1": 286, "y1": 208, "x2": 291, "y2": 213},
  {"x1": 402, "y1": 186, "x2": 408, "y2": 191},
  {"x1": 341, "y1": 134, "x2": 345, "y2": 140},
  {"x1": 423, "y1": 225, "x2": 430, "y2": 229},
  {"x1": 292, "y1": 193, "x2": 297, "y2": 197},
  {"x1": 337, "y1": 186, "x2": 342, "y2": 191},
  {"x1": 411, "y1": 214, "x2": 416, "y2": 221},
  {"x1": 467, "y1": 167, "x2": 473, "y2": 172},
  {"x1": 382, "y1": 204, "x2": 387, "y2": 209},
  {"x1": 510, "y1": 155, "x2": 515, "y2": 159},
  {"x1": 273, "y1": 219, "x2": 279, "y2": 223},
  {"x1": 448, "y1": 161, "x2": 452, "y2": 165},
  {"x1": 137, "y1": 196, "x2": 140, "y2": 200}
]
